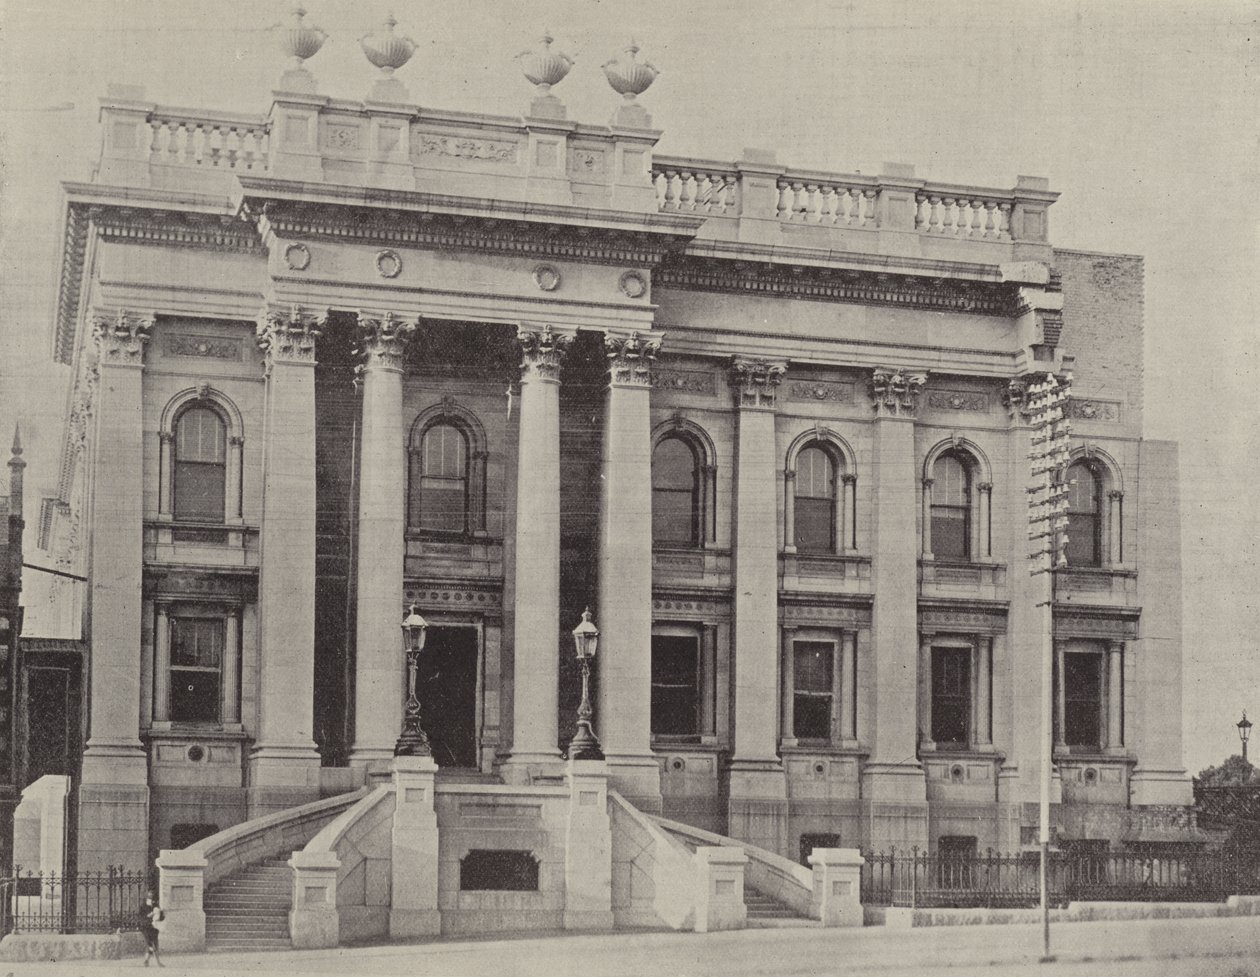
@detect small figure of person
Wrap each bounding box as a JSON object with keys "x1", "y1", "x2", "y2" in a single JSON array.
[{"x1": 140, "y1": 891, "x2": 164, "y2": 968}]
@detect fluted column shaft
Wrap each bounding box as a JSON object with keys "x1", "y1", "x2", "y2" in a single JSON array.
[
  {"x1": 975, "y1": 636, "x2": 993, "y2": 747},
  {"x1": 153, "y1": 602, "x2": 171, "y2": 724},
  {"x1": 350, "y1": 313, "x2": 415, "y2": 767},
  {"x1": 839, "y1": 631, "x2": 857, "y2": 741},
  {"x1": 1106, "y1": 641, "x2": 1124, "y2": 751},
  {"x1": 505, "y1": 326, "x2": 571, "y2": 770},
  {"x1": 596, "y1": 332, "x2": 662, "y2": 806},
  {"x1": 250, "y1": 305, "x2": 325, "y2": 808}
]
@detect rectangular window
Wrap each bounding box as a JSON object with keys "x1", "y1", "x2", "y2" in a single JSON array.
[
  {"x1": 793, "y1": 640, "x2": 834, "y2": 740},
  {"x1": 931, "y1": 508, "x2": 970, "y2": 561},
  {"x1": 1064, "y1": 652, "x2": 1103, "y2": 749},
  {"x1": 1065, "y1": 512, "x2": 1100, "y2": 567},
  {"x1": 795, "y1": 497, "x2": 833, "y2": 553},
  {"x1": 170, "y1": 618, "x2": 223, "y2": 724},
  {"x1": 931, "y1": 647, "x2": 971, "y2": 747},
  {"x1": 651, "y1": 634, "x2": 699, "y2": 737},
  {"x1": 173, "y1": 461, "x2": 226, "y2": 521}
]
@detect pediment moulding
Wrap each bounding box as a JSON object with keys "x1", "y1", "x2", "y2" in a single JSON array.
[{"x1": 255, "y1": 303, "x2": 327, "y2": 366}]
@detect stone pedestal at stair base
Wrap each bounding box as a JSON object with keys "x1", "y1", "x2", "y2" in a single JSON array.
[
  {"x1": 289, "y1": 850, "x2": 340, "y2": 949},
  {"x1": 808, "y1": 848, "x2": 865, "y2": 927},
  {"x1": 155, "y1": 848, "x2": 207, "y2": 953},
  {"x1": 563, "y1": 759, "x2": 614, "y2": 930},
  {"x1": 389, "y1": 754, "x2": 441, "y2": 937},
  {"x1": 693, "y1": 846, "x2": 748, "y2": 933},
  {"x1": 726, "y1": 761, "x2": 789, "y2": 857}
]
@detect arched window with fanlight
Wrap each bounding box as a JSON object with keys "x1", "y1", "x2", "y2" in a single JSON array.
[
  {"x1": 410, "y1": 422, "x2": 469, "y2": 534},
  {"x1": 1066, "y1": 461, "x2": 1102, "y2": 567},
  {"x1": 652, "y1": 435, "x2": 701, "y2": 546},
  {"x1": 794, "y1": 445, "x2": 837, "y2": 553},
  {"x1": 173, "y1": 406, "x2": 227, "y2": 522},
  {"x1": 930, "y1": 451, "x2": 972, "y2": 561}
]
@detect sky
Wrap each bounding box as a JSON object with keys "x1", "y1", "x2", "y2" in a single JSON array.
[{"x1": 0, "y1": 0, "x2": 1256, "y2": 774}]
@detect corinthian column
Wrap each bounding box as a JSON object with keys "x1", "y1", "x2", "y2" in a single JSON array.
[
  {"x1": 596, "y1": 330, "x2": 663, "y2": 809},
  {"x1": 727, "y1": 356, "x2": 790, "y2": 857},
  {"x1": 78, "y1": 309, "x2": 153, "y2": 873},
  {"x1": 350, "y1": 312, "x2": 416, "y2": 771},
  {"x1": 503, "y1": 325, "x2": 572, "y2": 780},
  {"x1": 862, "y1": 366, "x2": 928, "y2": 851},
  {"x1": 249, "y1": 304, "x2": 326, "y2": 815}
]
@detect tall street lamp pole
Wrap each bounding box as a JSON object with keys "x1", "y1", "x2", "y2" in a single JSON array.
[
  {"x1": 568, "y1": 608, "x2": 604, "y2": 761},
  {"x1": 394, "y1": 604, "x2": 431, "y2": 756},
  {"x1": 1239, "y1": 712, "x2": 1253, "y2": 764}
]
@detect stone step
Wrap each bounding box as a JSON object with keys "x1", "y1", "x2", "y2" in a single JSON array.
[
  {"x1": 205, "y1": 909, "x2": 291, "y2": 920},
  {"x1": 205, "y1": 895, "x2": 292, "y2": 906},
  {"x1": 206, "y1": 923, "x2": 290, "y2": 935},
  {"x1": 206, "y1": 941, "x2": 292, "y2": 952},
  {"x1": 746, "y1": 916, "x2": 824, "y2": 929}
]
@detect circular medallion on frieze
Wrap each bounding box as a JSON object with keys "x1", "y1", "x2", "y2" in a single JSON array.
[
  {"x1": 375, "y1": 249, "x2": 403, "y2": 279},
  {"x1": 283, "y1": 243, "x2": 311, "y2": 271},
  {"x1": 532, "y1": 264, "x2": 561, "y2": 292},
  {"x1": 187, "y1": 745, "x2": 206, "y2": 763},
  {"x1": 618, "y1": 270, "x2": 648, "y2": 299}
]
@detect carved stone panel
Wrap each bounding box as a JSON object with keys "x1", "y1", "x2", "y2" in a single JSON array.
[
  {"x1": 415, "y1": 134, "x2": 518, "y2": 163},
  {"x1": 164, "y1": 334, "x2": 242, "y2": 361},
  {"x1": 1065, "y1": 398, "x2": 1121, "y2": 422},
  {"x1": 926, "y1": 389, "x2": 990, "y2": 413},
  {"x1": 786, "y1": 380, "x2": 853, "y2": 404},
  {"x1": 651, "y1": 369, "x2": 716, "y2": 395},
  {"x1": 918, "y1": 602, "x2": 1008, "y2": 635}
]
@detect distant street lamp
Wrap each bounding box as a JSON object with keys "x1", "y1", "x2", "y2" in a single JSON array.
[
  {"x1": 568, "y1": 608, "x2": 604, "y2": 761},
  {"x1": 394, "y1": 605, "x2": 431, "y2": 756},
  {"x1": 1239, "y1": 711, "x2": 1253, "y2": 763}
]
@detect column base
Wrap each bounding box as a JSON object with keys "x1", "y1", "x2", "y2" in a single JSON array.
[
  {"x1": 1129, "y1": 768, "x2": 1193, "y2": 807},
  {"x1": 499, "y1": 751, "x2": 564, "y2": 786},
  {"x1": 247, "y1": 744, "x2": 322, "y2": 817},
  {"x1": 79, "y1": 784, "x2": 150, "y2": 874},
  {"x1": 604, "y1": 753, "x2": 662, "y2": 813},
  {"x1": 725, "y1": 759, "x2": 788, "y2": 857}
]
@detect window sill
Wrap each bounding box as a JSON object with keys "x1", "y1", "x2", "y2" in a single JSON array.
[
  {"x1": 780, "y1": 741, "x2": 866, "y2": 757},
  {"x1": 919, "y1": 745, "x2": 1002, "y2": 759},
  {"x1": 145, "y1": 724, "x2": 247, "y2": 741},
  {"x1": 651, "y1": 736, "x2": 720, "y2": 751}
]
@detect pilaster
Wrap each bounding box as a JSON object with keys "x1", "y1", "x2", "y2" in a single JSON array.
[
  {"x1": 351, "y1": 312, "x2": 417, "y2": 773},
  {"x1": 596, "y1": 331, "x2": 664, "y2": 810},
  {"x1": 80, "y1": 308, "x2": 152, "y2": 874},
  {"x1": 862, "y1": 366, "x2": 928, "y2": 850},
  {"x1": 249, "y1": 304, "x2": 326, "y2": 815},
  {"x1": 502, "y1": 325, "x2": 572, "y2": 781},
  {"x1": 726, "y1": 357, "x2": 789, "y2": 856}
]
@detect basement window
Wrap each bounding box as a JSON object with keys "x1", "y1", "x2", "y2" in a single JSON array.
[{"x1": 459, "y1": 850, "x2": 539, "y2": 891}]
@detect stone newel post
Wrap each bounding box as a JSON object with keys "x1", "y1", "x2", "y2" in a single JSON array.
[
  {"x1": 693, "y1": 846, "x2": 748, "y2": 933},
  {"x1": 563, "y1": 759, "x2": 614, "y2": 930},
  {"x1": 288, "y1": 850, "x2": 341, "y2": 949},
  {"x1": 389, "y1": 754, "x2": 441, "y2": 937},
  {"x1": 155, "y1": 849, "x2": 208, "y2": 953},
  {"x1": 808, "y1": 848, "x2": 865, "y2": 927}
]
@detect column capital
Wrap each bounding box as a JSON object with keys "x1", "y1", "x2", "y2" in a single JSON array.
[
  {"x1": 978, "y1": 482, "x2": 993, "y2": 494},
  {"x1": 605, "y1": 330, "x2": 662, "y2": 387},
  {"x1": 256, "y1": 304, "x2": 326, "y2": 367},
  {"x1": 1107, "y1": 489, "x2": 1124, "y2": 502},
  {"x1": 1002, "y1": 378, "x2": 1033, "y2": 421},
  {"x1": 729, "y1": 357, "x2": 787, "y2": 409},
  {"x1": 91, "y1": 308, "x2": 154, "y2": 365},
  {"x1": 841, "y1": 473, "x2": 857, "y2": 486},
  {"x1": 868, "y1": 366, "x2": 927, "y2": 417},
  {"x1": 922, "y1": 476, "x2": 934, "y2": 489},
  {"x1": 159, "y1": 431, "x2": 175, "y2": 445},
  {"x1": 518, "y1": 323, "x2": 573, "y2": 382},
  {"x1": 1108, "y1": 639, "x2": 1125, "y2": 654},
  {"x1": 357, "y1": 310, "x2": 417, "y2": 372}
]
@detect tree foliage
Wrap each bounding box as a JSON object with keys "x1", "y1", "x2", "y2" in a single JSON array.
[{"x1": 1196, "y1": 754, "x2": 1258, "y2": 786}]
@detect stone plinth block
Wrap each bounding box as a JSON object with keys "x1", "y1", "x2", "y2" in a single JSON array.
[
  {"x1": 693, "y1": 846, "x2": 748, "y2": 933},
  {"x1": 564, "y1": 760, "x2": 614, "y2": 930},
  {"x1": 156, "y1": 848, "x2": 207, "y2": 953},
  {"x1": 807, "y1": 848, "x2": 865, "y2": 927},
  {"x1": 289, "y1": 850, "x2": 340, "y2": 949},
  {"x1": 390, "y1": 755, "x2": 440, "y2": 937}
]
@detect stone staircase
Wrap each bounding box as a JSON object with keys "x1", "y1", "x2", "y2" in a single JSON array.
[
  {"x1": 743, "y1": 886, "x2": 821, "y2": 928},
  {"x1": 203, "y1": 854, "x2": 293, "y2": 952}
]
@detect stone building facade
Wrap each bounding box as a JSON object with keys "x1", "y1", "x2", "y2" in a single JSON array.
[{"x1": 41, "y1": 30, "x2": 1192, "y2": 874}]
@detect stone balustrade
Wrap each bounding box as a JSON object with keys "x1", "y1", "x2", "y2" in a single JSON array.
[
  {"x1": 775, "y1": 172, "x2": 880, "y2": 226},
  {"x1": 652, "y1": 157, "x2": 739, "y2": 215},
  {"x1": 147, "y1": 107, "x2": 271, "y2": 171}
]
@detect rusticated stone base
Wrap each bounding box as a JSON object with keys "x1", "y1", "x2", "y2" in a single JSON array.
[{"x1": 0, "y1": 931, "x2": 145, "y2": 962}]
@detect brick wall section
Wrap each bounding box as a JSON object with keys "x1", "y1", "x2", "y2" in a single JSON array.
[{"x1": 1054, "y1": 249, "x2": 1144, "y2": 433}]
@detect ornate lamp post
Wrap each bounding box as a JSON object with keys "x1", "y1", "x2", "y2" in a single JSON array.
[
  {"x1": 1239, "y1": 711, "x2": 1253, "y2": 763},
  {"x1": 394, "y1": 605, "x2": 430, "y2": 756},
  {"x1": 568, "y1": 608, "x2": 604, "y2": 761}
]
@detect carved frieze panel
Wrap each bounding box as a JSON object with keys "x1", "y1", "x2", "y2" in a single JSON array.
[
  {"x1": 918, "y1": 602, "x2": 1008, "y2": 635},
  {"x1": 568, "y1": 148, "x2": 606, "y2": 175},
  {"x1": 651, "y1": 369, "x2": 716, "y2": 395},
  {"x1": 1054, "y1": 608, "x2": 1139, "y2": 640},
  {"x1": 780, "y1": 601, "x2": 872, "y2": 628},
  {"x1": 144, "y1": 568, "x2": 258, "y2": 602},
  {"x1": 1066, "y1": 398, "x2": 1121, "y2": 422},
  {"x1": 164, "y1": 334, "x2": 242, "y2": 361},
  {"x1": 652, "y1": 595, "x2": 729, "y2": 620},
  {"x1": 404, "y1": 585, "x2": 502, "y2": 610},
  {"x1": 1057, "y1": 571, "x2": 1112, "y2": 592},
  {"x1": 415, "y1": 134, "x2": 518, "y2": 163},
  {"x1": 324, "y1": 124, "x2": 362, "y2": 151},
  {"x1": 926, "y1": 389, "x2": 990, "y2": 413},
  {"x1": 786, "y1": 380, "x2": 853, "y2": 404}
]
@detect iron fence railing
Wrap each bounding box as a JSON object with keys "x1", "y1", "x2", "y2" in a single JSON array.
[
  {"x1": 861, "y1": 847, "x2": 1260, "y2": 909},
  {"x1": 1, "y1": 867, "x2": 148, "y2": 935}
]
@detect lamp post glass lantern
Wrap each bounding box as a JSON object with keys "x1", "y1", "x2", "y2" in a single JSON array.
[
  {"x1": 1240, "y1": 711, "x2": 1253, "y2": 763},
  {"x1": 569, "y1": 607, "x2": 604, "y2": 760},
  {"x1": 394, "y1": 604, "x2": 431, "y2": 756}
]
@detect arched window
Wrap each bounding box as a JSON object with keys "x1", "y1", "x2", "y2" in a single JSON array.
[
  {"x1": 410, "y1": 423, "x2": 469, "y2": 534},
  {"x1": 930, "y1": 452, "x2": 972, "y2": 561},
  {"x1": 794, "y1": 446, "x2": 836, "y2": 553},
  {"x1": 652, "y1": 436, "x2": 700, "y2": 546},
  {"x1": 1066, "y1": 462, "x2": 1102, "y2": 567},
  {"x1": 173, "y1": 406, "x2": 227, "y2": 522}
]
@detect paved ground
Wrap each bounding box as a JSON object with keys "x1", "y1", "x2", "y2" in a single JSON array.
[{"x1": 3, "y1": 915, "x2": 1258, "y2": 977}]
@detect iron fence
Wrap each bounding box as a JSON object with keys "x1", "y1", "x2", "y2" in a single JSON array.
[
  {"x1": 1, "y1": 867, "x2": 148, "y2": 935},
  {"x1": 861, "y1": 846, "x2": 1260, "y2": 909}
]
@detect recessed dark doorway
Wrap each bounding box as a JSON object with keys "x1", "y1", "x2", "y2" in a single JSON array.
[{"x1": 418, "y1": 625, "x2": 479, "y2": 768}]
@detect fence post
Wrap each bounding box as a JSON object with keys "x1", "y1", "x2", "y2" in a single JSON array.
[
  {"x1": 911, "y1": 846, "x2": 918, "y2": 909},
  {"x1": 156, "y1": 849, "x2": 207, "y2": 952},
  {"x1": 808, "y1": 848, "x2": 865, "y2": 927}
]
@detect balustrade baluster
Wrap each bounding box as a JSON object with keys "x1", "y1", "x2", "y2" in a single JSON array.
[
  {"x1": 662, "y1": 170, "x2": 678, "y2": 211},
  {"x1": 819, "y1": 186, "x2": 837, "y2": 224},
  {"x1": 998, "y1": 201, "x2": 1012, "y2": 240},
  {"x1": 862, "y1": 188, "x2": 877, "y2": 226},
  {"x1": 983, "y1": 200, "x2": 998, "y2": 238},
  {"x1": 774, "y1": 182, "x2": 790, "y2": 219},
  {"x1": 225, "y1": 127, "x2": 240, "y2": 168},
  {"x1": 166, "y1": 122, "x2": 182, "y2": 162},
  {"x1": 677, "y1": 171, "x2": 694, "y2": 211},
  {"x1": 790, "y1": 181, "x2": 806, "y2": 220},
  {"x1": 928, "y1": 195, "x2": 942, "y2": 233},
  {"x1": 148, "y1": 121, "x2": 163, "y2": 162}
]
